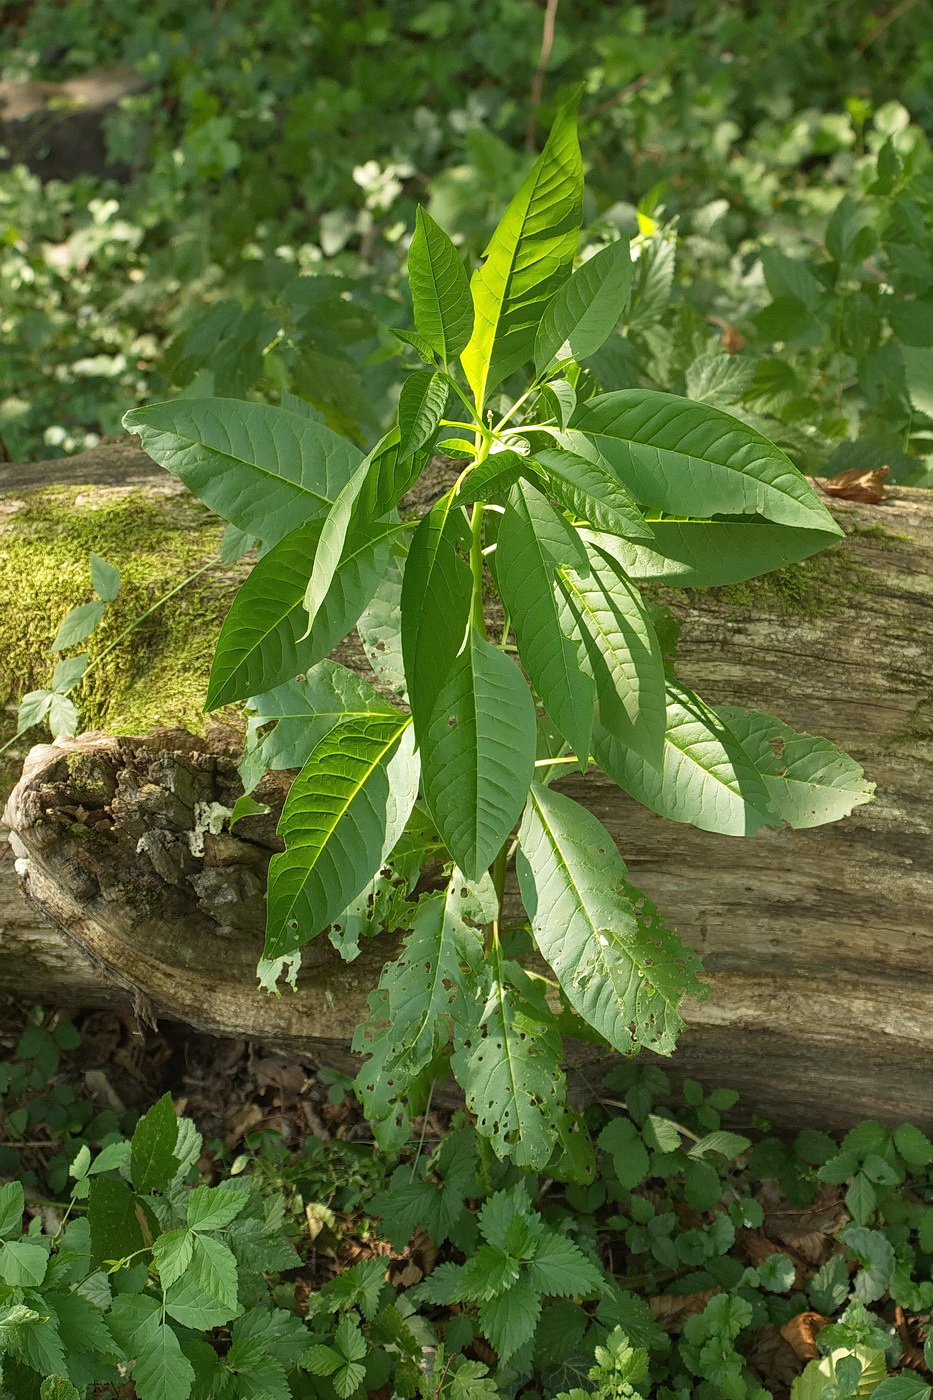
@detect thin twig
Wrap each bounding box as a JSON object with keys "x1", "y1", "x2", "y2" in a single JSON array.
[
  {"x1": 525, "y1": 0, "x2": 560, "y2": 151},
  {"x1": 857, "y1": 0, "x2": 922, "y2": 53}
]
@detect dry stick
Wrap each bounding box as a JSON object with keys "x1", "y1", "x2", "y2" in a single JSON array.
[
  {"x1": 525, "y1": 0, "x2": 560, "y2": 151},
  {"x1": 857, "y1": 0, "x2": 923, "y2": 52}
]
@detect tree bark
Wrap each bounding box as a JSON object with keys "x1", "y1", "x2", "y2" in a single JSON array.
[{"x1": 2, "y1": 444, "x2": 932, "y2": 1129}]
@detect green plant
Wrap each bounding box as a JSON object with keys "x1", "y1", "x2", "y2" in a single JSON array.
[{"x1": 123, "y1": 98, "x2": 873, "y2": 1171}]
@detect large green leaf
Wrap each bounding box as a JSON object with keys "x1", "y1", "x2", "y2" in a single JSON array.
[
  {"x1": 590, "y1": 518, "x2": 841, "y2": 586},
  {"x1": 300, "y1": 454, "x2": 373, "y2": 631},
  {"x1": 713, "y1": 706, "x2": 874, "y2": 827},
  {"x1": 355, "y1": 426, "x2": 431, "y2": 521},
  {"x1": 451, "y1": 951, "x2": 567, "y2": 1169},
  {"x1": 397, "y1": 369, "x2": 449, "y2": 457},
  {"x1": 244, "y1": 661, "x2": 393, "y2": 777},
  {"x1": 532, "y1": 443, "x2": 652, "y2": 539},
  {"x1": 420, "y1": 630, "x2": 536, "y2": 879},
  {"x1": 495, "y1": 479, "x2": 594, "y2": 761},
  {"x1": 400, "y1": 492, "x2": 472, "y2": 743},
  {"x1": 595, "y1": 679, "x2": 780, "y2": 835},
  {"x1": 557, "y1": 538, "x2": 666, "y2": 766},
  {"x1": 265, "y1": 709, "x2": 414, "y2": 958},
  {"x1": 460, "y1": 97, "x2": 583, "y2": 408},
  {"x1": 570, "y1": 391, "x2": 843, "y2": 533},
  {"x1": 534, "y1": 239, "x2": 634, "y2": 372},
  {"x1": 122, "y1": 398, "x2": 362, "y2": 545},
  {"x1": 409, "y1": 205, "x2": 474, "y2": 363},
  {"x1": 517, "y1": 783, "x2": 705, "y2": 1056},
  {"x1": 357, "y1": 549, "x2": 407, "y2": 698},
  {"x1": 207, "y1": 520, "x2": 394, "y2": 708}
]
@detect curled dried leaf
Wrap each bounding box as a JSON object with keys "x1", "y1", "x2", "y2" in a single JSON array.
[
  {"x1": 780, "y1": 1311, "x2": 831, "y2": 1361},
  {"x1": 809, "y1": 465, "x2": 890, "y2": 503}
]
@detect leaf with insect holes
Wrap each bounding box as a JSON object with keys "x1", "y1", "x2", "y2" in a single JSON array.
[
  {"x1": 517, "y1": 783, "x2": 706, "y2": 1055},
  {"x1": 461, "y1": 94, "x2": 583, "y2": 408},
  {"x1": 409, "y1": 205, "x2": 474, "y2": 362}
]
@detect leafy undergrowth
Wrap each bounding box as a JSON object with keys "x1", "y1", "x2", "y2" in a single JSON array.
[{"x1": 0, "y1": 1006, "x2": 931, "y2": 1399}]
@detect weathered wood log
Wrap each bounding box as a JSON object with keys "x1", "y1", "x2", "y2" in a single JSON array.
[{"x1": 2, "y1": 445, "x2": 932, "y2": 1129}]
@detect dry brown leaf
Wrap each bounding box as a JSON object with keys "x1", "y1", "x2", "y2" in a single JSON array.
[
  {"x1": 707, "y1": 315, "x2": 747, "y2": 353},
  {"x1": 810, "y1": 465, "x2": 890, "y2": 503},
  {"x1": 781, "y1": 1311, "x2": 832, "y2": 1361},
  {"x1": 649, "y1": 1287, "x2": 722, "y2": 1332},
  {"x1": 746, "y1": 1323, "x2": 805, "y2": 1389}
]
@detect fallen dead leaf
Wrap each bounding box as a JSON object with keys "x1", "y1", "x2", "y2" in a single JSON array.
[
  {"x1": 809, "y1": 465, "x2": 890, "y2": 503},
  {"x1": 707, "y1": 315, "x2": 747, "y2": 353},
  {"x1": 746, "y1": 1323, "x2": 805, "y2": 1389},
  {"x1": 649, "y1": 1288, "x2": 722, "y2": 1332},
  {"x1": 781, "y1": 1311, "x2": 832, "y2": 1361}
]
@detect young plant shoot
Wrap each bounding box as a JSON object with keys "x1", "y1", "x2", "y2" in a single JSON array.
[{"x1": 124, "y1": 97, "x2": 872, "y2": 1174}]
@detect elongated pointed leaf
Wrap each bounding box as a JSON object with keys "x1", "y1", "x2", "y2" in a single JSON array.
[
  {"x1": 714, "y1": 706, "x2": 874, "y2": 827},
  {"x1": 246, "y1": 661, "x2": 394, "y2": 774},
  {"x1": 595, "y1": 679, "x2": 780, "y2": 835},
  {"x1": 397, "y1": 369, "x2": 448, "y2": 457},
  {"x1": 355, "y1": 426, "x2": 431, "y2": 521},
  {"x1": 461, "y1": 97, "x2": 583, "y2": 408},
  {"x1": 421, "y1": 630, "x2": 536, "y2": 879},
  {"x1": 517, "y1": 783, "x2": 706, "y2": 1055},
  {"x1": 451, "y1": 953, "x2": 567, "y2": 1169},
  {"x1": 495, "y1": 479, "x2": 594, "y2": 761},
  {"x1": 301, "y1": 454, "x2": 373, "y2": 633},
  {"x1": 557, "y1": 538, "x2": 666, "y2": 765},
  {"x1": 454, "y1": 449, "x2": 529, "y2": 506},
  {"x1": 265, "y1": 709, "x2": 413, "y2": 958},
  {"x1": 400, "y1": 493, "x2": 472, "y2": 742},
  {"x1": 122, "y1": 399, "x2": 362, "y2": 545},
  {"x1": 409, "y1": 206, "x2": 474, "y2": 362},
  {"x1": 590, "y1": 518, "x2": 842, "y2": 586},
  {"x1": 533, "y1": 443, "x2": 652, "y2": 539},
  {"x1": 207, "y1": 520, "x2": 394, "y2": 708},
  {"x1": 535, "y1": 239, "x2": 634, "y2": 372},
  {"x1": 357, "y1": 549, "x2": 407, "y2": 697},
  {"x1": 571, "y1": 391, "x2": 843, "y2": 533}
]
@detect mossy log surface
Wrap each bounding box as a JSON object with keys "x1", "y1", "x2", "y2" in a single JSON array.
[{"x1": 3, "y1": 443, "x2": 933, "y2": 1129}]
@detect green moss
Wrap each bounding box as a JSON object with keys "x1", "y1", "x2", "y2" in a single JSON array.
[
  {"x1": 705, "y1": 537, "x2": 875, "y2": 621},
  {"x1": 0, "y1": 486, "x2": 237, "y2": 759}
]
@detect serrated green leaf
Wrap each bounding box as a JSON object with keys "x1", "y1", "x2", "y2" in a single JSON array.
[
  {"x1": 0, "y1": 1183, "x2": 23, "y2": 1240},
  {"x1": 478, "y1": 1280, "x2": 541, "y2": 1360},
  {"x1": 164, "y1": 1232, "x2": 239, "y2": 1329},
  {"x1": 48, "y1": 693, "x2": 79, "y2": 738},
  {"x1": 688, "y1": 1130, "x2": 751, "y2": 1160},
  {"x1": 596, "y1": 678, "x2": 779, "y2": 835},
  {"x1": 16, "y1": 689, "x2": 55, "y2": 733},
  {"x1": 152, "y1": 1228, "x2": 194, "y2": 1288},
  {"x1": 714, "y1": 706, "x2": 874, "y2": 828},
  {"x1": 397, "y1": 368, "x2": 448, "y2": 456},
  {"x1": 873, "y1": 1376, "x2": 933, "y2": 1400},
  {"x1": 206, "y1": 517, "x2": 394, "y2": 708},
  {"x1": 225, "y1": 1334, "x2": 290, "y2": 1400},
  {"x1": 409, "y1": 205, "x2": 474, "y2": 362},
  {"x1": 131, "y1": 1093, "x2": 180, "y2": 1194},
  {"x1": 685, "y1": 353, "x2": 756, "y2": 407},
  {"x1": 534, "y1": 440, "x2": 651, "y2": 538},
  {"x1": 452, "y1": 955, "x2": 567, "y2": 1168},
  {"x1": 841, "y1": 1225, "x2": 895, "y2": 1303},
  {"x1": 571, "y1": 390, "x2": 842, "y2": 533},
  {"x1": 592, "y1": 516, "x2": 841, "y2": 586},
  {"x1": 265, "y1": 710, "x2": 414, "y2": 957},
  {"x1": 893, "y1": 1123, "x2": 933, "y2": 1168},
  {"x1": 186, "y1": 1184, "x2": 248, "y2": 1232},
  {"x1": 52, "y1": 653, "x2": 89, "y2": 694},
  {"x1": 88, "y1": 1177, "x2": 147, "y2": 1268},
  {"x1": 495, "y1": 478, "x2": 594, "y2": 761},
  {"x1": 0, "y1": 1240, "x2": 49, "y2": 1287},
  {"x1": 461, "y1": 96, "x2": 583, "y2": 408},
  {"x1": 133, "y1": 1321, "x2": 196, "y2": 1400},
  {"x1": 52, "y1": 601, "x2": 106, "y2": 651},
  {"x1": 517, "y1": 783, "x2": 706, "y2": 1055},
  {"x1": 557, "y1": 539, "x2": 666, "y2": 766},
  {"x1": 599, "y1": 1116, "x2": 651, "y2": 1190},
  {"x1": 420, "y1": 629, "x2": 536, "y2": 879},
  {"x1": 401, "y1": 491, "x2": 472, "y2": 742},
  {"x1": 90, "y1": 552, "x2": 121, "y2": 602},
  {"x1": 527, "y1": 1231, "x2": 604, "y2": 1298},
  {"x1": 535, "y1": 239, "x2": 634, "y2": 372},
  {"x1": 48, "y1": 1291, "x2": 124, "y2": 1366},
  {"x1": 40, "y1": 1380, "x2": 81, "y2": 1400},
  {"x1": 846, "y1": 1172, "x2": 877, "y2": 1226},
  {"x1": 123, "y1": 398, "x2": 362, "y2": 545}
]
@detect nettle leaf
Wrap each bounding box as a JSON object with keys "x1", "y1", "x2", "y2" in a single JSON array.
[
  {"x1": 495, "y1": 478, "x2": 595, "y2": 762},
  {"x1": 397, "y1": 368, "x2": 448, "y2": 456},
  {"x1": 557, "y1": 538, "x2": 666, "y2": 767},
  {"x1": 401, "y1": 492, "x2": 472, "y2": 743},
  {"x1": 533, "y1": 441, "x2": 651, "y2": 539},
  {"x1": 535, "y1": 239, "x2": 634, "y2": 373},
  {"x1": 594, "y1": 517, "x2": 841, "y2": 587},
  {"x1": 354, "y1": 875, "x2": 488, "y2": 1123},
  {"x1": 123, "y1": 399, "x2": 362, "y2": 546},
  {"x1": 206, "y1": 518, "x2": 394, "y2": 708},
  {"x1": 409, "y1": 205, "x2": 474, "y2": 362},
  {"x1": 714, "y1": 706, "x2": 874, "y2": 828},
  {"x1": 596, "y1": 679, "x2": 780, "y2": 836},
  {"x1": 461, "y1": 94, "x2": 583, "y2": 408},
  {"x1": 517, "y1": 783, "x2": 705, "y2": 1055},
  {"x1": 421, "y1": 630, "x2": 536, "y2": 880},
  {"x1": 245, "y1": 660, "x2": 391, "y2": 775},
  {"x1": 478, "y1": 1282, "x2": 542, "y2": 1361},
  {"x1": 451, "y1": 955, "x2": 568, "y2": 1169},
  {"x1": 571, "y1": 390, "x2": 842, "y2": 534},
  {"x1": 265, "y1": 709, "x2": 414, "y2": 958}
]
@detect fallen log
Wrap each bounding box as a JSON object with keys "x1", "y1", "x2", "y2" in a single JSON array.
[{"x1": 2, "y1": 445, "x2": 932, "y2": 1129}]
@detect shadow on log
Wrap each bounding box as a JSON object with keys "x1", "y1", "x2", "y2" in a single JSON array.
[{"x1": 2, "y1": 444, "x2": 932, "y2": 1130}]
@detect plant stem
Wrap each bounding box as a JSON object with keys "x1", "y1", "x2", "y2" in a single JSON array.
[
  {"x1": 525, "y1": 0, "x2": 560, "y2": 150},
  {"x1": 84, "y1": 561, "x2": 217, "y2": 678}
]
